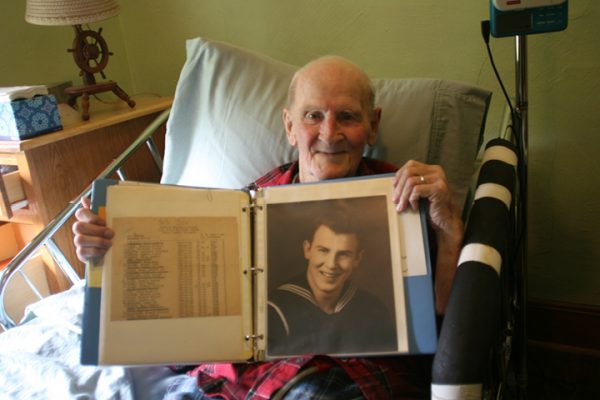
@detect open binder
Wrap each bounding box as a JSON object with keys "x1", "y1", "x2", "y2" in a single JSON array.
[{"x1": 81, "y1": 175, "x2": 437, "y2": 366}]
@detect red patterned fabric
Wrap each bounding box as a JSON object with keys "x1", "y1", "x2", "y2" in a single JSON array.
[
  {"x1": 252, "y1": 158, "x2": 397, "y2": 189},
  {"x1": 188, "y1": 158, "x2": 432, "y2": 399}
]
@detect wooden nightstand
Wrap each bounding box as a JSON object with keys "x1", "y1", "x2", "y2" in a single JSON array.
[{"x1": 0, "y1": 96, "x2": 172, "y2": 293}]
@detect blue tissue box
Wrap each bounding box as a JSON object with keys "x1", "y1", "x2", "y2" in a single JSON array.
[{"x1": 0, "y1": 95, "x2": 63, "y2": 141}]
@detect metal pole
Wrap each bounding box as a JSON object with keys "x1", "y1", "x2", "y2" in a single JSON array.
[
  {"x1": 516, "y1": 35, "x2": 529, "y2": 166},
  {"x1": 515, "y1": 34, "x2": 528, "y2": 398}
]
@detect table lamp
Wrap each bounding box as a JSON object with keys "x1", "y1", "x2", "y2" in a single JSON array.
[{"x1": 25, "y1": 0, "x2": 135, "y2": 120}]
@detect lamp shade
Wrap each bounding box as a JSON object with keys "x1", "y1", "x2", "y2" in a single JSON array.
[{"x1": 25, "y1": 0, "x2": 120, "y2": 26}]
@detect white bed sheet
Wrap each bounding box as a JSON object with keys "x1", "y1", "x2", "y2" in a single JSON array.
[{"x1": 0, "y1": 282, "x2": 183, "y2": 400}]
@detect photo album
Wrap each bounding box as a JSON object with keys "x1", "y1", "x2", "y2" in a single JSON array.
[{"x1": 80, "y1": 175, "x2": 437, "y2": 366}]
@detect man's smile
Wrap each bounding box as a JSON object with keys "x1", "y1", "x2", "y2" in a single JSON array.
[
  {"x1": 313, "y1": 149, "x2": 348, "y2": 156},
  {"x1": 319, "y1": 269, "x2": 342, "y2": 279}
]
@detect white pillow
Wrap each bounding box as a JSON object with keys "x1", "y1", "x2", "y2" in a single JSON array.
[{"x1": 162, "y1": 37, "x2": 491, "y2": 209}]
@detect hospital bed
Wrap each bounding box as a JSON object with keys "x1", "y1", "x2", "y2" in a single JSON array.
[{"x1": 0, "y1": 37, "x2": 519, "y2": 399}]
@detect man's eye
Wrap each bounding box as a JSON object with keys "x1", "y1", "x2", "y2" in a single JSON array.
[
  {"x1": 305, "y1": 112, "x2": 322, "y2": 120},
  {"x1": 339, "y1": 112, "x2": 358, "y2": 122}
]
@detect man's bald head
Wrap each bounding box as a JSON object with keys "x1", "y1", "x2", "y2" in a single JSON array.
[{"x1": 287, "y1": 56, "x2": 376, "y2": 115}]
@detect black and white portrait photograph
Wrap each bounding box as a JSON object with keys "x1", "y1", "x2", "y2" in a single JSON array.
[{"x1": 266, "y1": 196, "x2": 398, "y2": 357}]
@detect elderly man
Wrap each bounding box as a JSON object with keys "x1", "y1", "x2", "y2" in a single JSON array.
[{"x1": 73, "y1": 56, "x2": 463, "y2": 399}]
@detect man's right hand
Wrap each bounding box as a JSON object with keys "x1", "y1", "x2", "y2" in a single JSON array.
[{"x1": 72, "y1": 196, "x2": 114, "y2": 263}]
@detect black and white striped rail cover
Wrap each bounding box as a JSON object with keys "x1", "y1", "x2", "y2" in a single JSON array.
[{"x1": 431, "y1": 138, "x2": 518, "y2": 399}]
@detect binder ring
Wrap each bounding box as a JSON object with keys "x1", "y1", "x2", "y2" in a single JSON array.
[
  {"x1": 243, "y1": 267, "x2": 264, "y2": 274},
  {"x1": 242, "y1": 204, "x2": 264, "y2": 213}
]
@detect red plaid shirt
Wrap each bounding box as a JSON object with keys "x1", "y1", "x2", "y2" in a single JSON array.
[{"x1": 188, "y1": 158, "x2": 432, "y2": 399}]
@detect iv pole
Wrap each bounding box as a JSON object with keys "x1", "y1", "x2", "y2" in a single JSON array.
[{"x1": 514, "y1": 34, "x2": 529, "y2": 397}]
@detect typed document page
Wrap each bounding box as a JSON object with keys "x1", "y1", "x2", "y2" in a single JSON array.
[
  {"x1": 110, "y1": 216, "x2": 241, "y2": 322},
  {"x1": 98, "y1": 183, "x2": 253, "y2": 365}
]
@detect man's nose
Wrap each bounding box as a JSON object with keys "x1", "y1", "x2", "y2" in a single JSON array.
[
  {"x1": 323, "y1": 252, "x2": 337, "y2": 269},
  {"x1": 319, "y1": 115, "x2": 341, "y2": 142}
]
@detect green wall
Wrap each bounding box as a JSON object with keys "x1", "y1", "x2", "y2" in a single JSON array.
[
  {"x1": 2, "y1": 1, "x2": 599, "y2": 306},
  {"x1": 0, "y1": 3, "x2": 131, "y2": 93}
]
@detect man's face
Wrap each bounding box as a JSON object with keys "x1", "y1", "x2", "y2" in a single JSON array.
[
  {"x1": 304, "y1": 225, "x2": 362, "y2": 301},
  {"x1": 283, "y1": 63, "x2": 380, "y2": 183}
]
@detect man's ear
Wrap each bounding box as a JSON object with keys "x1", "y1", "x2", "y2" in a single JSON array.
[
  {"x1": 355, "y1": 249, "x2": 364, "y2": 268},
  {"x1": 367, "y1": 107, "x2": 381, "y2": 146},
  {"x1": 283, "y1": 108, "x2": 297, "y2": 146},
  {"x1": 303, "y1": 239, "x2": 311, "y2": 259}
]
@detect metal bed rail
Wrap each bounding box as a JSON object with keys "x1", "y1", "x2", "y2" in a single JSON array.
[{"x1": 0, "y1": 108, "x2": 171, "y2": 330}]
